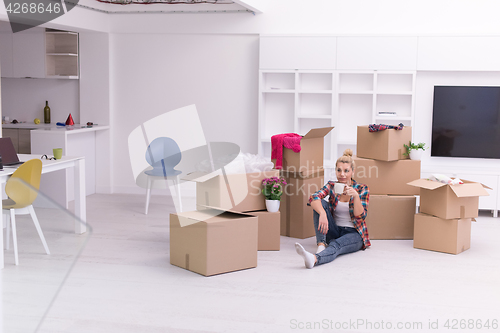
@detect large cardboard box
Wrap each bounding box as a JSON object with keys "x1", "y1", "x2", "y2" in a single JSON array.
[
  {"x1": 408, "y1": 179, "x2": 490, "y2": 219},
  {"x1": 356, "y1": 125, "x2": 411, "y2": 161},
  {"x1": 365, "y1": 195, "x2": 417, "y2": 239},
  {"x1": 353, "y1": 156, "x2": 420, "y2": 195},
  {"x1": 272, "y1": 127, "x2": 333, "y2": 172},
  {"x1": 170, "y1": 209, "x2": 258, "y2": 276},
  {"x1": 280, "y1": 169, "x2": 324, "y2": 239},
  {"x1": 247, "y1": 210, "x2": 280, "y2": 251},
  {"x1": 413, "y1": 213, "x2": 471, "y2": 255},
  {"x1": 185, "y1": 170, "x2": 279, "y2": 213}
]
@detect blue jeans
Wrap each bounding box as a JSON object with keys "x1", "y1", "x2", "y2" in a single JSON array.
[{"x1": 313, "y1": 199, "x2": 363, "y2": 265}]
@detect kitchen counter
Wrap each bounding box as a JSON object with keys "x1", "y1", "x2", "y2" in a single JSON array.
[{"x1": 3, "y1": 123, "x2": 109, "y2": 133}]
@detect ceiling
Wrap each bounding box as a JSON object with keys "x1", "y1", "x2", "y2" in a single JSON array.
[{"x1": 72, "y1": 0, "x2": 262, "y2": 14}]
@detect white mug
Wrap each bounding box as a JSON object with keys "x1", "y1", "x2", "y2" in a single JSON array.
[{"x1": 334, "y1": 183, "x2": 346, "y2": 194}]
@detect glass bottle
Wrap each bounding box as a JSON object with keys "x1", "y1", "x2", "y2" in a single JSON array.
[{"x1": 44, "y1": 101, "x2": 51, "y2": 124}]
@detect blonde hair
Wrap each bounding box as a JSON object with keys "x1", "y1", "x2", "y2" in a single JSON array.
[{"x1": 336, "y1": 149, "x2": 355, "y2": 171}]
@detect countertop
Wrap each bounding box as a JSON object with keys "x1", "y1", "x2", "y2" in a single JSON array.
[{"x1": 3, "y1": 123, "x2": 109, "y2": 133}]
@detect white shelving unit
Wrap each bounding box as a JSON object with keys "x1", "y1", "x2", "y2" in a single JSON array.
[
  {"x1": 45, "y1": 29, "x2": 79, "y2": 79},
  {"x1": 258, "y1": 70, "x2": 335, "y2": 164},
  {"x1": 259, "y1": 70, "x2": 415, "y2": 167},
  {"x1": 335, "y1": 70, "x2": 415, "y2": 160}
]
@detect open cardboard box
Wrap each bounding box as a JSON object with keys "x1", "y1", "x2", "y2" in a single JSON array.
[
  {"x1": 280, "y1": 168, "x2": 324, "y2": 239},
  {"x1": 353, "y1": 156, "x2": 420, "y2": 195},
  {"x1": 170, "y1": 208, "x2": 258, "y2": 276},
  {"x1": 365, "y1": 195, "x2": 417, "y2": 239},
  {"x1": 413, "y1": 213, "x2": 471, "y2": 255},
  {"x1": 272, "y1": 127, "x2": 333, "y2": 172},
  {"x1": 408, "y1": 178, "x2": 490, "y2": 219},
  {"x1": 356, "y1": 125, "x2": 411, "y2": 161},
  {"x1": 183, "y1": 170, "x2": 279, "y2": 213}
]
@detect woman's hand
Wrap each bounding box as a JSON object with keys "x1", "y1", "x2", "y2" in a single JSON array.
[
  {"x1": 344, "y1": 185, "x2": 359, "y2": 198},
  {"x1": 318, "y1": 213, "x2": 329, "y2": 234}
]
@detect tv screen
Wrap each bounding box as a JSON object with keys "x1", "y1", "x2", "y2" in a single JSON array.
[{"x1": 431, "y1": 85, "x2": 500, "y2": 159}]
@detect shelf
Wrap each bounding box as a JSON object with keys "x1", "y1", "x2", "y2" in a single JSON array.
[
  {"x1": 262, "y1": 89, "x2": 295, "y2": 94},
  {"x1": 46, "y1": 53, "x2": 78, "y2": 56},
  {"x1": 298, "y1": 90, "x2": 333, "y2": 94},
  {"x1": 375, "y1": 116, "x2": 412, "y2": 120},
  {"x1": 46, "y1": 75, "x2": 79, "y2": 79},
  {"x1": 338, "y1": 91, "x2": 374, "y2": 95},
  {"x1": 376, "y1": 91, "x2": 413, "y2": 95},
  {"x1": 297, "y1": 115, "x2": 332, "y2": 119}
]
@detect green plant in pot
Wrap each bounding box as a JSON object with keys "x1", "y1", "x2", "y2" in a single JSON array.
[
  {"x1": 261, "y1": 176, "x2": 287, "y2": 212},
  {"x1": 404, "y1": 141, "x2": 427, "y2": 160}
]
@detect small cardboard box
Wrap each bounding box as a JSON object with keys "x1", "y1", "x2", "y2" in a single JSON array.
[
  {"x1": 413, "y1": 213, "x2": 471, "y2": 255},
  {"x1": 184, "y1": 170, "x2": 279, "y2": 213},
  {"x1": 356, "y1": 125, "x2": 411, "y2": 161},
  {"x1": 353, "y1": 156, "x2": 420, "y2": 195},
  {"x1": 170, "y1": 209, "x2": 258, "y2": 276},
  {"x1": 247, "y1": 210, "x2": 280, "y2": 251},
  {"x1": 272, "y1": 127, "x2": 334, "y2": 172},
  {"x1": 365, "y1": 195, "x2": 417, "y2": 239},
  {"x1": 407, "y1": 179, "x2": 490, "y2": 219},
  {"x1": 280, "y1": 169, "x2": 324, "y2": 239}
]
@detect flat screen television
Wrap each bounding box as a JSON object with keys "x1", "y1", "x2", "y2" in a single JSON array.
[{"x1": 431, "y1": 85, "x2": 500, "y2": 159}]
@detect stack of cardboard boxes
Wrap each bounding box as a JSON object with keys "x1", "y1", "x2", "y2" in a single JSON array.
[
  {"x1": 171, "y1": 168, "x2": 282, "y2": 276},
  {"x1": 272, "y1": 127, "x2": 333, "y2": 239},
  {"x1": 354, "y1": 125, "x2": 421, "y2": 239},
  {"x1": 408, "y1": 178, "x2": 490, "y2": 254}
]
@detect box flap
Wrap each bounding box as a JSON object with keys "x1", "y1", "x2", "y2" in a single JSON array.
[
  {"x1": 407, "y1": 178, "x2": 448, "y2": 190},
  {"x1": 302, "y1": 127, "x2": 334, "y2": 139},
  {"x1": 461, "y1": 179, "x2": 493, "y2": 190},
  {"x1": 449, "y1": 181, "x2": 490, "y2": 197}
]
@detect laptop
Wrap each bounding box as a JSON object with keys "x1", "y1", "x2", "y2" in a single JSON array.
[{"x1": 0, "y1": 137, "x2": 25, "y2": 166}]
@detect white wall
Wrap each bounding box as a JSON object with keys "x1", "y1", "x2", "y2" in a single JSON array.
[
  {"x1": 109, "y1": 0, "x2": 500, "y2": 35},
  {"x1": 110, "y1": 33, "x2": 258, "y2": 193},
  {"x1": 1, "y1": 78, "x2": 79, "y2": 124}
]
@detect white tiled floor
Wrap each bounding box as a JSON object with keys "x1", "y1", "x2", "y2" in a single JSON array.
[{"x1": 3, "y1": 194, "x2": 500, "y2": 333}]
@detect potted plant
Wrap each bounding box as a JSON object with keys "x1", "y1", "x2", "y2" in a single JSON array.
[
  {"x1": 261, "y1": 176, "x2": 287, "y2": 212},
  {"x1": 404, "y1": 141, "x2": 427, "y2": 160}
]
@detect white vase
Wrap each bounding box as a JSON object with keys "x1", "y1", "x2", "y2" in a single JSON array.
[
  {"x1": 409, "y1": 149, "x2": 423, "y2": 160},
  {"x1": 265, "y1": 199, "x2": 280, "y2": 213}
]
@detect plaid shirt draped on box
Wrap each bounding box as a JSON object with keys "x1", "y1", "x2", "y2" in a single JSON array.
[{"x1": 308, "y1": 179, "x2": 371, "y2": 249}]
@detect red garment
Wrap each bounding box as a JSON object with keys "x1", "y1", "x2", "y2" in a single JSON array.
[{"x1": 271, "y1": 133, "x2": 302, "y2": 169}]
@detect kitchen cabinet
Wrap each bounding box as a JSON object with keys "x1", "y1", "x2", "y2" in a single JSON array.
[
  {"x1": 0, "y1": 31, "x2": 13, "y2": 77},
  {"x1": 12, "y1": 28, "x2": 45, "y2": 78},
  {"x1": 45, "y1": 30, "x2": 79, "y2": 78},
  {"x1": 0, "y1": 27, "x2": 79, "y2": 79},
  {"x1": 2, "y1": 128, "x2": 31, "y2": 154}
]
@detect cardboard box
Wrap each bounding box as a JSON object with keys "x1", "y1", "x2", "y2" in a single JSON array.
[
  {"x1": 356, "y1": 125, "x2": 411, "y2": 161},
  {"x1": 365, "y1": 195, "x2": 417, "y2": 239},
  {"x1": 185, "y1": 170, "x2": 279, "y2": 213},
  {"x1": 413, "y1": 213, "x2": 471, "y2": 255},
  {"x1": 353, "y1": 156, "x2": 420, "y2": 195},
  {"x1": 247, "y1": 210, "x2": 280, "y2": 251},
  {"x1": 170, "y1": 209, "x2": 258, "y2": 276},
  {"x1": 272, "y1": 127, "x2": 333, "y2": 172},
  {"x1": 408, "y1": 179, "x2": 490, "y2": 219},
  {"x1": 280, "y1": 169, "x2": 324, "y2": 239}
]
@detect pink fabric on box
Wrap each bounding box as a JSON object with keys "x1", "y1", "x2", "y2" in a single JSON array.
[{"x1": 271, "y1": 133, "x2": 302, "y2": 169}]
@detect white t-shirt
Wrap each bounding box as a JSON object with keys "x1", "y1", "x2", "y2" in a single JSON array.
[{"x1": 334, "y1": 201, "x2": 355, "y2": 228}]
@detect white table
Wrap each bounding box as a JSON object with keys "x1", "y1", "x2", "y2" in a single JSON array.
[{"x1": 0, "y1": 154, "x2": 86, "y2": 268}]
